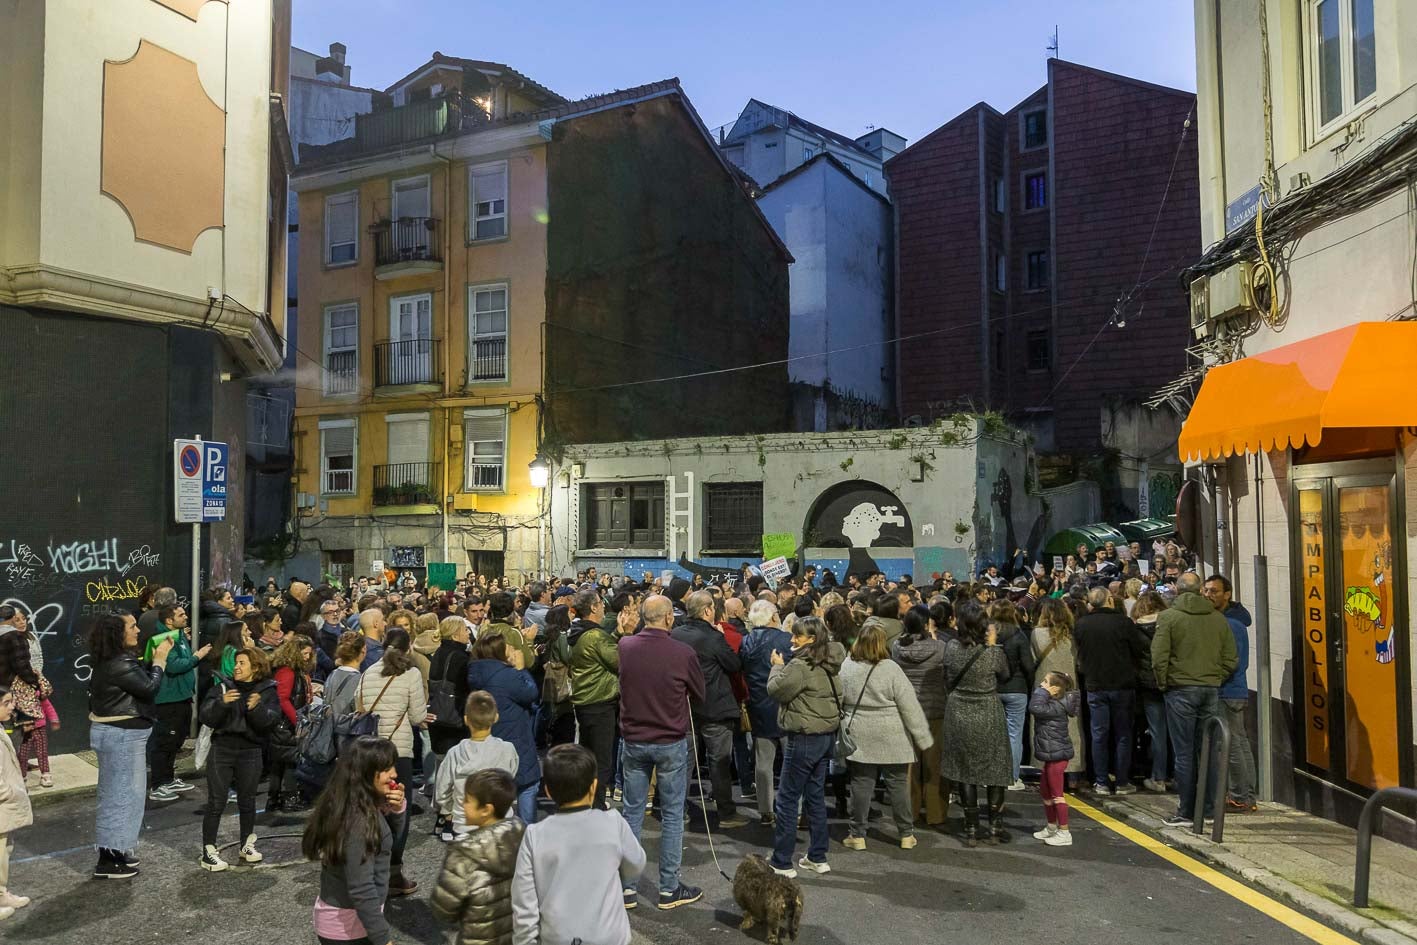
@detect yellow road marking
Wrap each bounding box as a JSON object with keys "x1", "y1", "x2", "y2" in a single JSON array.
[{"x1": 1066, "y1": 794, "x2": 1362, "y2": 945}]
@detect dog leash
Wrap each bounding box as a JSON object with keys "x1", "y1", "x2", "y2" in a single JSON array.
[{"x1": 686, "y1": 696, "x2": 735, "y2": 882}]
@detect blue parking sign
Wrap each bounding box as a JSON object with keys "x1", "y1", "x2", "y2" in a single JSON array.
[{"x1": 201, "y1": 441, "x2": 228, "y2": 522}]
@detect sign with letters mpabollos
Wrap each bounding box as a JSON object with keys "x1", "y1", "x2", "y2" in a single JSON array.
[{"x1": 174, "y1": 439, "x2": 228, "y2": 523}]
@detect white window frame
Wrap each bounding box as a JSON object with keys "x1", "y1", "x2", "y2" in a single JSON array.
[
  {"x1": 324, "y1": 191, "x2": 358, "y2": 266},
  {"x1": 319, "y1": 418, "x2": 357, "y2": 495},
  {"x1": 1020, "y1": 108, "x2": 1048, "y2": 151},
  {"x1": 993, "y1": 252, "x2": 1007, "y2": 293},
  {"x1": 1304, "y1": 0, "x2": 1379, "y2": 143},
  {"x1": 463, "y1": 407, "x2": 508, "y2": 492},
  {"x1": 322, "y1": 302, "x2": 359, "y2": 395},
  {"x1": 992, "y1": 177, "x2": 1006, "y2": 214},
  {"x1": 467, "y1": 282, "x2": 509, "y2": 384},
  {"x1": 468, "y1": 161, "x2": 508, "y2": 242}
]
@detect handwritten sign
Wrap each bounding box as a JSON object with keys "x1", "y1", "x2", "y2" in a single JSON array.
[
  {"x1": 762, "y1": 533, "x2": 796, "y2": 561},
  {"x1": 760, "y1": 556, "x2": 792, "y2": 588}
]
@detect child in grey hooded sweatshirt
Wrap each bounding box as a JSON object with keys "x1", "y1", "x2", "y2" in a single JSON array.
[{"x1": 435, "y1": 692, "x2": 519, "y2": 839}]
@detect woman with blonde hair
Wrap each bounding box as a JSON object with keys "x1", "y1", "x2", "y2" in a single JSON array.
[
  {"x1": 426, "y1": 616, "x2": 473, "y2": 809},
  {"x1": 1028, "y1": 598, "x2": 1085, "y2": 787}
]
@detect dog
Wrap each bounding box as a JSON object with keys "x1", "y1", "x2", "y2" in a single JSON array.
[{"x1": 732, "y1": 853, "x2": 804, "y2": 944}]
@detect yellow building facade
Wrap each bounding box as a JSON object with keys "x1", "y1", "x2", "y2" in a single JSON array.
[{"x1": 291, "y1": 59, "x2": 561, "y2": 581}]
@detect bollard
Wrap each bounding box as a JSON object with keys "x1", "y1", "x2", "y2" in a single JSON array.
[
  {"x1": 1192, "y1": 712, "x2": 1231, "y2": 842},
  {"x1": 1354, "y1": 787, "x2": 1417, "y2": 908}
]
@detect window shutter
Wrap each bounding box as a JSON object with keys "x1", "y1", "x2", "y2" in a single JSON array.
[
  {"x1": 386, "y1": 417, "x2": 429, "y2": 466},
  {"x1": 464, "y1": 412, "x2": 503, "y2": 446},
  {"x1": 328, "y1": 195, "x2": 356, "y2": 244},
  {"x1": 323, "y1": 423, "x2": 354, "y2": 457}
]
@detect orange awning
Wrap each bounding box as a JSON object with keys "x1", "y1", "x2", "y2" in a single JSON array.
[{"x1": 1178, "y1": 321, "x2": 1417, "y2": 461}]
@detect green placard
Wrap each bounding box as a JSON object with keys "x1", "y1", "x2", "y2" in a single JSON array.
[
  {"x1": 426, "y1": 562, "x2": 457, "y2": 591},
  {"x1": 761, "y1": 533, "x2": 796, "y2": 560}
]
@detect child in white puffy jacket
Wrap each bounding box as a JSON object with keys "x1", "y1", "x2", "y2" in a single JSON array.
[{"x1": 0, "y1": 685, "x2": 35, "y2": 919}]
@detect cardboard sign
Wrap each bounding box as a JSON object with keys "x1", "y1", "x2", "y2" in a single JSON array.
[
  {"x1": 372, "y1": 559, "x2": 385, "y2": 576},
  {"x1": 1053, "y1": 556, "x2": 1063, "y2": 572},
  {"x1": 427, "y1": 562, "x2": 456, "y2": 590},
  {"x1": 762, "y1": 533, "x2": 796, "y2": 561},
  {"x1": 1138, "y1": 559, "x2": 1150, "y2": 575},
  {"x1": 760, "y1": 556, "x2": 792, "y2": 588}
]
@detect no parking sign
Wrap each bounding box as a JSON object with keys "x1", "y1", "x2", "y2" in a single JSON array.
[{"x1": 174, "y1": 438, "x2": 228, "y2": 523}]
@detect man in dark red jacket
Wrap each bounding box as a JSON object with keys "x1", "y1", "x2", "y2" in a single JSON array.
[{"x1": 618, "y1": 595, "x2": 706, "y2": 911}]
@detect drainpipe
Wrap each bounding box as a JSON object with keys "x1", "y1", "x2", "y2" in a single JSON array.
[
  {"x1": 432, "y1": 143, "x2": 453, "y2": 563},
  {"x1": 1253, "y1": 452, "x2": 1273, "y2": 800}
]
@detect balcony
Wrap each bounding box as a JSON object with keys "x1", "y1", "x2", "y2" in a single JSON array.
[
  {"x1": 323, "y1": 350, "x2": 358, "y2": 395},
  {"x1": 373, "y1": 338, "x2": 441, "y2": 393},
  {"x1": 469, "y1": 337, "x2": 508, "y2": 382},
  {"x1": 373, "y1": 462, "x2": 441, "y2": 509},
  {"x1": 373, "y1": 217, "x2": 443, "y2": 280},
  {"x1": 355, "y1": 92, "x2": 483, "y2": 153}
]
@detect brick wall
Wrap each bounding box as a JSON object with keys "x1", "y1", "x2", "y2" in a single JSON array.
[
  {"x1": 1048, "y1": 61, "x2": 1198, "y2": 448},
  {"x1": 889, "y1": 107, "x2": 984, "y2": 421}
]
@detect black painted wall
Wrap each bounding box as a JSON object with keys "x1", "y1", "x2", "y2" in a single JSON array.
[
  {"x1": 543, "y1": 94, "x2": 792, "y2": 445},
  {"x1": 0, "y1": 306, "x2": 237, "y2": 753}
]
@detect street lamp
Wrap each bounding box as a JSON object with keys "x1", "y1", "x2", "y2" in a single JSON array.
[
  {"x1": 528, "y1": 455, "x2": 550, "y2": 488},
  {"x1": 529, "y1": 455, "x2": 549, "y2": 577}
]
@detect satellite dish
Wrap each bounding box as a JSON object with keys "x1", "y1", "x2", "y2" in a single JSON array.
[{"x1": 1175, "y1": 479, "x2": 1201, "y2": 550}]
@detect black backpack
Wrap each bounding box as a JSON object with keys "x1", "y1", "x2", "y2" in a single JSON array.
[{"x1": 427, "y1": 649, "x2": 463, "y2": 728}]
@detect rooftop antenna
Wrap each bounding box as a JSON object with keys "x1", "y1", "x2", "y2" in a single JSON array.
[{"x1": 1047, "y1": 26, "x2": 1059, "y2": 60}]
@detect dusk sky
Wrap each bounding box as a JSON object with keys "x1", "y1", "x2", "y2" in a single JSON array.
[{"x1": 293, "y1": 0, "x2": 1197, "y2": 145}]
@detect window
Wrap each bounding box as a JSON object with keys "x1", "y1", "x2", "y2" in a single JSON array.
[
  {"x1": 1024, "y1": 171, "x2": 1047, "y2": 210},
  {"x1": 703, "y1": 483, "x2": 763, "y2": 553},
  {"x1": 993, "y1": 251, "x2": 1007, "y2": 292},
  {"x1": 319, "y1": 419, "x2": 356, "y2": 494},
  {"x1": 385, "y1": 294, "x2": 433, "y2": 386},
  {"x1": 323, "y1": 303, "x2": 358, "y2": 394},
  {"x1": 1022, "y1": 108, "x2": 1048, "y2": 149},
  {"x1": 1308, "y1": 0, "x2": 1377, "y2": 134},
  {"x1": 468, "y1": 284, "x2": 508, "y2": 382},
  {"x1": 582, "y1": 482, "x2": 665, "y2": 549},
  {"x1": 992, "y1": 177, "x2": 1006, "y2": 213},
  {"x1": 464, "y1": 408, "x2": 506, "y2": 491},
  {"x1": 804, "y1": 146, "x2": 815, "y2": 161},
  {"x1": 391, "y1": 175, "x2": 430, "y2": 221},
  {"x1": 324, "y1": 191, "x2": 358, "y2": 265},
  {"x1": 864, "y1": 171, "x2": 873, "y2": 189},
  {"x1": 993, "y1": 329, "x2": 1006, "y2": 372},
  {"x1": 386, "y1": 413, "x2": 430, "y2": 467},
  {"x1": 1026, "y1": 250, "x2": 1049, "y2": 291},
  {"x1": 469, "y1": 162, "x2": 507, "y2": 240},
  {"x1": 1026, "y1": 329, "x2": 1051, "y2": 373}
]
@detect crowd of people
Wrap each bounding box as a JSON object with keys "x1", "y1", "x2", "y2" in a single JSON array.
[{"x1": 0, "y1": 534, "x2": 1256, "y2": 942}]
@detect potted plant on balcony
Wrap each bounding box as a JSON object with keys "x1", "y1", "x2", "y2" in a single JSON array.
[{"x1": 373, "y1": 484, "x2": 393, "y2": 506}]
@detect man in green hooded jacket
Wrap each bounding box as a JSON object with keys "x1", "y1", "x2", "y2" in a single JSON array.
[{"x1": 144, "y1": 604, "x2": 210, "y2": 802}]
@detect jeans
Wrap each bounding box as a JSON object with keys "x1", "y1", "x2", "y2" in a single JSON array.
[
  {"x1": 770, "y1": 732, "x2": 833, "y2": 870},
  {"x1": 574, "y1": 700, "x2": 619, "y2": 810},
  {"x1": 1165, "y1": 686, "x2": 1222, "y2": 819},
  {"x1": 1087, "y1": 689, "x2": 1136, "y2": 785},
  {"x1": 622, "y1": 738, "x2": 689, "y2": 894},
  {"x1": 754, "y1": 736, "x2": 782, "y2": 816},
  {"x1": 999, "y1": 693, "x2": 1028, "y2": 781},
  {"x1": 697, "y1": 719, "x2": 737, "y2": 817},
  {"x1": 203, "y1": 739, "x2": 261, "y2": 846},
  {"x1": 1142, "y1": 690, "x2": 1170, "y2": 782},
  {"x1": 734, "y1": 724, "x2": 754, "y2": 793},
  {"x1": 848, "y1": 761, "x2": 913, "y2": 839},
  {"x1": 517, "y1": 781, "x2": 541, "y2": 824},
  {"x1": 90, "y1": 723, "x2": 150, "y2": 853},
  {"x1": 150, "y1": 700, "x2": 191, "y2": 786},
  {"x1": 1224, "y1": 698, "x2": 1257, "y2": 805}
]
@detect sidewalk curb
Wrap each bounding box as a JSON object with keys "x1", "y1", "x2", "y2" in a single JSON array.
[
  {"x1": 27, "y1": 759, "x2": 201, "y2": 809},
  {"x1": 1094, "y1": 797, "x2": 1417, "y2": 945}
]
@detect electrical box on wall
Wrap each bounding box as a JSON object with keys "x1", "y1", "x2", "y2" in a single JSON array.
[{"x1": 1189, "y1": 262, "x2": 1254, "y2": 338}]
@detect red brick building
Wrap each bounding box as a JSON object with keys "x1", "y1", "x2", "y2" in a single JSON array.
[{"x1": 888, "y1": 59, "x2": 1199, "y2": 452}]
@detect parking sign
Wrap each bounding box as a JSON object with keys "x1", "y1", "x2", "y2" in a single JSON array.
[{"x1": 174, "y1": 438, "x2": 228, "y2": 523}]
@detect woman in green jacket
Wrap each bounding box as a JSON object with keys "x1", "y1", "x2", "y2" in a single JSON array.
[
  {"x1": 764, "y1": 615, "x2": 845, "y2": 877},
  {"x1": 568, "y1": 591, "x2": 624, "y2": 810}
]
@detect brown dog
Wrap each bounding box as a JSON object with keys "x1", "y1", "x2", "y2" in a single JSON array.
[{"x1": 732, "y1": 853, "x2": 803, "y2": 944}]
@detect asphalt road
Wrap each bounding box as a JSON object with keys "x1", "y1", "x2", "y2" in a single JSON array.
[{"x1": 5, "y1": 778, "x2": 1348, "y2": 945}]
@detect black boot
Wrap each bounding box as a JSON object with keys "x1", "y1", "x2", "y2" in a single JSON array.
[
  {"x1": 266, "y1": 790, "x2": 285, "y2": 813},
  {"x1": 959, "y1": 784, "x2": 980, "y2": 848},
  {"x1": 830, "y1": 772, "x2": 849, "y2": 819},
  {"x1": 987, "y1": 786, "x2": 1011, "y2": 844}
]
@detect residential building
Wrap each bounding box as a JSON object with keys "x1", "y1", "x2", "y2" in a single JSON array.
[
  {"x1": 723, "y1": 101, "x2": 902, "y2": 428},
  {"x1": 0, "y1": 0, "x2": 291, "y2": 752},
  {"x1": 543, "y1": 418, "x2": 1098, "y2": 582},
  {"x1": 291, "y1": 54, "x2": 790, "y2": 583},
  {"x1": 1179, "y1": 0, "x2": 1417, "y2": 833},
  {"x1": 888, "y1": 59, "x2": 1200, "y2": 515}
]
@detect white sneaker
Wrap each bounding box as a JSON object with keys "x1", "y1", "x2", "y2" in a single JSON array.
[
  {"x1": 0, "y1": 890, "x2": 30, "y2": 909},
  {"x1": 1044, "y1": 829, "x2": 1073, "y2": 846},
  {"x1": 239, "y1": 835, "x2": 263, "y2": 864},
  {"x1": 0, "y1": 905, "x2": 14, "y2": 921},
  {"x1": 1007, "y1": 780, "x2": 1027, "y2": 792},
  {"x1": 1033, "y1": 824, "x2": 1059, "y2": 840},
  {"x1": 163, "y1": 779, "x2": 197, "y2": 794},
  {"x1": 796, "y1": 856, "x2": 831, "y2": 874},
  {"x1": 199, "y1": 845, "x2": 228, "y2": 872},
  {"x1": 770, "y1": 864, "x2": 798, "y2": 879},
  {"x1": 147, "y1": 786, "x2": 178, "y2": 803}
]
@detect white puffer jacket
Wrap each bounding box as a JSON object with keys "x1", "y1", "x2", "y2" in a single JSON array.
[
  {"x1": 0, "y1": 732, "x2": 33, "y2": 834},
  {"x1": 357, "y1": 660, "x2": 426, "y2": 758}
]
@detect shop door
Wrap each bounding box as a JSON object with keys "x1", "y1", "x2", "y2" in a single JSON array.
[{"x1": 1293, "y1": 465, "x2": 1411, "y2": 792}]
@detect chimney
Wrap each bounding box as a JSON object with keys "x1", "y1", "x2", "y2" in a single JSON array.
[{"x1": 328, "y1": 42, "x2": 346, "y2": 66}]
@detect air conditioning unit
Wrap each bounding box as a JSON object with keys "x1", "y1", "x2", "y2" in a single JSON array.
[{"x1": 1189, "y1": 262, "x2": 1254, "y2": 338}]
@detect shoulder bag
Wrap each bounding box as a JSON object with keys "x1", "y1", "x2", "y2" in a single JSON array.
[
  {"x1": 943, "y1": 645, "x2": 989, "y2": 704},
  {"x1": 830, "y1": 663, "x2": 877, "y2": 766},
  {"x1": 427, "y1": 650, "x2": 465, "y2": 727},
  {"x1": 336, "y1": 672, "x2": 397, "y2": 751}
]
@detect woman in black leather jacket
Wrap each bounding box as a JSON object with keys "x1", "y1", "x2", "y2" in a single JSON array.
[
  {"x1": 198, "y1": 647, "x2": 282, "y2": 872},
  {"x1": 88, "y1": 612, "x2": 171, "y2": 880}
]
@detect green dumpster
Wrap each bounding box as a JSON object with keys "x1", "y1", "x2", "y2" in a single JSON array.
[
  {"x1": 1042, "y1": 524, "x2": 1129, "y2": 558},
  {"x1": 1115, "y1": 517, "x2": 1176, "y2": 544}
]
